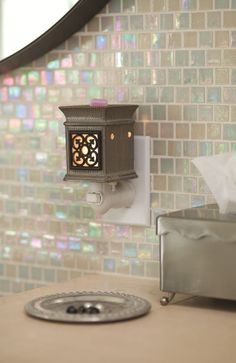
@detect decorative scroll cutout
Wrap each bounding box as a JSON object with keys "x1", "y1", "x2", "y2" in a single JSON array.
[{"x1": 69, "y1": 131, "x2": 102, "y2": 170}]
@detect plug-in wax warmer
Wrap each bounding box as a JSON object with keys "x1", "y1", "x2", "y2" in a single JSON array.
[
  {"x1": 59, "y1": 104, "x2": 138, "y2": 183},
  {"x1": 59, "y1": 104, "x2": 140, "y2": 216}
]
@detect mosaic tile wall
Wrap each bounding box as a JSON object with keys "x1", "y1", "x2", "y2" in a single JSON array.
[{"x1": 0, "y1": 0, "x2": 236, "y2": 295}]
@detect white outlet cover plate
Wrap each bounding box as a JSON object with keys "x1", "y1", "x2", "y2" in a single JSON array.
[{"x1": 102, "y1": 136, "x2": 150, "y2": 226}]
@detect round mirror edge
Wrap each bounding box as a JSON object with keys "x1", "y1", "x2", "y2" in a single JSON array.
[{"x1": 0, "y1": 0, "x2": 110, "y2": 75}]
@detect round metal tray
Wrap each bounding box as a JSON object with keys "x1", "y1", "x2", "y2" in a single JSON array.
[{"x1": 24, "y1": 291, "x2": 151, "y2": 323}]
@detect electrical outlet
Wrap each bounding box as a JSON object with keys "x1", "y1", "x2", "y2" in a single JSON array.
[{"x1": 102, "y1": 136, "x2": 150, "y2": 226}]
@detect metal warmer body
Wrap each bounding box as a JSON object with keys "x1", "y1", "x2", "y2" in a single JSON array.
[{"x1": 157, "y1": 205, "x2": 236, "y2": 302}]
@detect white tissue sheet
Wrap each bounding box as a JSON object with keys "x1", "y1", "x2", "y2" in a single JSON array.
[{"x1": 192, "y1": 152, "x2": 236, "y2": 214}]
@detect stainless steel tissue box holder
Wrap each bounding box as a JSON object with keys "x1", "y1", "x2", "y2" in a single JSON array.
[{"x1": 157, "y1": 204, "x2": 236, "y2": 305}]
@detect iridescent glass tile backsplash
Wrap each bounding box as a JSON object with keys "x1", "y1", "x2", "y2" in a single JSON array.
[{"x1": 0, "y1": 0, "x2": 236, "y2": 294}]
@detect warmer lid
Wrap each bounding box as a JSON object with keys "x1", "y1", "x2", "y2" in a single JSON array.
[{"x1": 59, "y1": 104, "x2": 138, "y2": 126}]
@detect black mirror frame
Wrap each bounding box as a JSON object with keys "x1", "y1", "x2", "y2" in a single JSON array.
[{"x1": 0, "y1": 0, "x2": 110, "y2": 75}]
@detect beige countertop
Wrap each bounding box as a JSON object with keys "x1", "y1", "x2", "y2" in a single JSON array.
[{"x1": 0, "y1": 274, "x2": 236, "y2": 363}]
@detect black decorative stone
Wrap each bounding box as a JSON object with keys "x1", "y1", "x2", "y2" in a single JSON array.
[{"x1": 66, "y1": 305, "x2": 78, "y2": 314}]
